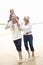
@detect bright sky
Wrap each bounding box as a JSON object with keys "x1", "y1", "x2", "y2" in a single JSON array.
[{"x1": 0, "y1": 0, "x2": 43, "y2": 23}]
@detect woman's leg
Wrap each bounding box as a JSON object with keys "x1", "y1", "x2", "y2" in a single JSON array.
[
  {"x1": 29, "y1": 35, "x2": 34, "y2": 57},
  {"x1": 23, "y1": 35, "x2": 30, "y2": 58}
]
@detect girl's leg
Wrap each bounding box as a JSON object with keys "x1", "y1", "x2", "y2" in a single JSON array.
[
  {"x1": 29, "y1": 35, "x2": 34, "y2": 57},
  {"x1": 23, "y1": 35, "x2": 30, "y2": 58}
]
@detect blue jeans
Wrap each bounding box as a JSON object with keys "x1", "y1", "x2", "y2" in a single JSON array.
[
  {"x1": 13, "y1": 39, "x2": 22, "y2": 52},
  {"x1": 23, "y1": 35, "x2": 34, "y2": 52}
]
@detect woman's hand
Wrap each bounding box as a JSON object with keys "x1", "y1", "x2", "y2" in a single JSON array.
[
  {"x1": 26, "y1": 32, "x2": 29, "y2": 35},
  {"x1": 26, "y1": 31, "x2": 32, "y2": 35}
]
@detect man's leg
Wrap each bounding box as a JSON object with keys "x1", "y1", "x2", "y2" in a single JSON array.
[{"x1": 14, "y1": 39, "x2": 22, "y2": 62}]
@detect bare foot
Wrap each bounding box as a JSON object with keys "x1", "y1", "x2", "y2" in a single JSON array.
[
  {"x1": 28, "y1": 52, "x2": 30, "y2": 58},
  {"x1": 27, "y1": 50, "x2": 30, "y2": 58},
  {"x1": 32, "y1": 51, "x2": 34, "y2": 57},
  {"x1": 18, "y1": 59, "x2": 22, "y2": 64}
]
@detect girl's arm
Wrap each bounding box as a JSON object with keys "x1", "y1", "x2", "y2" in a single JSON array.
[{"x1": 8, "y1": 14, "x2": 12, "y2": 22}]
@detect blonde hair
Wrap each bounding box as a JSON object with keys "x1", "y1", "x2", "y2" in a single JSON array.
[
  {"x1": 10, "y1": 9, "x2": 14, "y2": 13},
  {"x1": 24, "y1": 16, "x2": 30, "y2": 21}
]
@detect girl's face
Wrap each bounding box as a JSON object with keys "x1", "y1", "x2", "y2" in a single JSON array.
[{"x1": 10, "y1": 10, "x2": 14, "y2": 14}]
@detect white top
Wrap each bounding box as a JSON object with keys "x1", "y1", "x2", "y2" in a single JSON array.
[
  {"x1": 21, "y1": 22, "x2": 32, "y2": 35},
  {"x1": 8, "y1": 21, "x2": 22, "y2": 40}
]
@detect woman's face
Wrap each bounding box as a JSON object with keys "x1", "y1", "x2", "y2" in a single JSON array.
[
  {"x1": 23, "y1": 17, "x2": 30, "y2": 25},
  {"x1": 24, "y1": 17, "x2": 29, "y2": 23}
]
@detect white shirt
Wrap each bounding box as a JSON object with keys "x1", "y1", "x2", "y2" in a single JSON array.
[
  {"x1": 8, "y1": 21, "x2": 22, "y2": 40},
  {"x1": 21, "y1": 22, "x2": 32, "y2": 35}
]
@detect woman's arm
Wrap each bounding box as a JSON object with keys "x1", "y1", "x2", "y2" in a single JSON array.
[{"x1": 26, "y1": 31, "x2": 32, "y2": 35}]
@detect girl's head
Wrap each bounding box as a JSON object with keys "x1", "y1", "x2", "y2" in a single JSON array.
[
  {"x1": 10, "y1": 9, "x2": 14, "y2": 14},
  {"x1": 23, "y1": 16, "x2": 30, "y2": 24}
]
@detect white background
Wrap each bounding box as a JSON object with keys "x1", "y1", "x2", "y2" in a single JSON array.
[
  {"x1": 0, "y1": 0, "x2": 43, "y2": 56},
  {"x1": 0, "y1": 0, "x2": 43, "y2": 23}
]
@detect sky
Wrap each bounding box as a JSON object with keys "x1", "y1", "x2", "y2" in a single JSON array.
[{"x1": 0, "y1": 0, "x2": 43, "y2": 23}]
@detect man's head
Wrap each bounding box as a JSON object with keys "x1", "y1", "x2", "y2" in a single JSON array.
[{"x1": 11, "y1": 15, "x2": 17, "y2": 23}]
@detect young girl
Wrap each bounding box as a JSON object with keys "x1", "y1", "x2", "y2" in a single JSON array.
[
  {"x1": 5, "y1": 15, "x2": 22, "y2": 63},
  {"x1": 8, "y1": 9, "x2": 16, "y2": 22},
  {"x1": 19, "y1": 16, "x2": 34, "y2": 58}
]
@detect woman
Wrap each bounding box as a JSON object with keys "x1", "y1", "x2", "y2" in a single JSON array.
[
  {"x1": 23, "y1": 16, "x2": 34, "y2": 57},
  {"x1": 19, "y1": 16, "x2": 34, "y2": 58}
]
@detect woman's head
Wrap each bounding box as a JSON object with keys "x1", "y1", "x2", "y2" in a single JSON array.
[
  {"x1": 23, "y1": 16, "x2": 30, "y2": 24},
  {"x1": 10, "y1": 9, "x2": 14, "y2": 14}
]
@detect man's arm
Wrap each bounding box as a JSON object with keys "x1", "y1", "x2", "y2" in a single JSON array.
[
  {"x1": 17, "y1": 23, "x2": 23, "y2": 31},
  {"x1": 5, "y1": 23, "x2": 10, "y2": 29}
]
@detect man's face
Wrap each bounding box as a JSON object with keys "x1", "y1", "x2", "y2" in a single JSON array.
[{"x1": 12, "y1": 16, "x2": 16, "y2": 23}]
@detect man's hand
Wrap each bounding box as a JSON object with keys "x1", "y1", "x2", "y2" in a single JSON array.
[
  {"x1": 5, "y1": 26, "x2": 10, "y2": 29},
  {"x1": 17, "y1": 23, "x2": 20, "y2": 27}
]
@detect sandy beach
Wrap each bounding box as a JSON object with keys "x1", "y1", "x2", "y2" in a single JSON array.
[{"x1": 0, "y1": 24, "x2": 43, "y2": 65}]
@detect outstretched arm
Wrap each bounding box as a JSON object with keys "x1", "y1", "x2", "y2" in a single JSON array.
[{"x1": 5, "y1": 23, "x2": 10, "y2": 29}]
